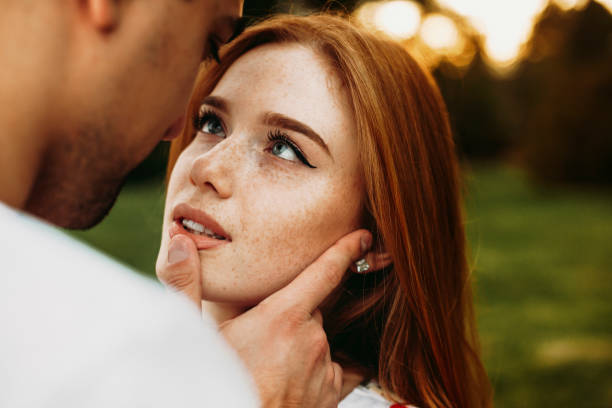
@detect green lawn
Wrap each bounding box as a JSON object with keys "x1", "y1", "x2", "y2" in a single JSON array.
[
  {"x1": 69, "y1": 164, "x2": 612, "y2": 407},
  {"x1": 464, "y1": 165, "x2": 612, "y2": 407}
]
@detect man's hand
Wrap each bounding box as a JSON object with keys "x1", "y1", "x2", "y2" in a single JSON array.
[{"x1": 157, "y1": 230, "x2": 372, "y2": 408}]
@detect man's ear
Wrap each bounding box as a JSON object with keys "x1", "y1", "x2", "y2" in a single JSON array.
[{"x1": 82, "y1": 0, "x2": 119, "y2": 32}]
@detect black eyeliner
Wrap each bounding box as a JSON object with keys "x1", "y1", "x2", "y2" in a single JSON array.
[{"x1": 267, "y1": 130, "x2": 317, "y2": 169}]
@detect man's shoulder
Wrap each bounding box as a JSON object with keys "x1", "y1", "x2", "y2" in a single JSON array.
[
  {"x1": 0, "y1": 203, "x2": 258, "y2": 407},
  {"x1": 0, "y1": 201, "x2": 194, "y2": 365},
  {"x1": 0, "y1": 201, "x2": 167, "y2": 320},
  {"x1": 0, "y1": 201, "x2": 139, "y2": 282},
  {"x1": 0, "y1": 201, "x2": 203, "y2": 343}
]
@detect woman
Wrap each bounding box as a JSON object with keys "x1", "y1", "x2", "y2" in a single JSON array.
[{"x1": 156, "y1": 14, "x2": 492, "y2": 408}]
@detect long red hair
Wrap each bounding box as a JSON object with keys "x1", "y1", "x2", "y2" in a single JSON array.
[{"x1": 167, "y1": 14, "x2": 492, "y2": 408}]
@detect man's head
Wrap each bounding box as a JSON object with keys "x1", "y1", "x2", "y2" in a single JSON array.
[{"x1": 22, "y1": 0, "x2": 242, "y2": 229}]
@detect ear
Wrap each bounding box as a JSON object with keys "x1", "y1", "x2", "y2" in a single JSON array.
[
  {"x1": 82, "y1": 0, "x2": 119, "y2": 32},
  {"x1": 351, "y1": 250, "x2": 393, "y2": 274}
]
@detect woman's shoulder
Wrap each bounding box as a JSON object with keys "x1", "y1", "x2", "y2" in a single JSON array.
[{"x1": 339, "y1": 381, "x2": 418, "y2": 408}]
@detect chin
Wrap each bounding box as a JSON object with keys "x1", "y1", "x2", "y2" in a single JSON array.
[
  {"x1": 200, "y1": 271, "x2": 298, "y2": 306},
  {"x1": 25, "y1": 178, "x2": 124, "y2": 230},
  {"x1": 199, "y1": 275, "x2": 275, "y2": 305},
  {"x1": 63, "y1": 198, "x2": 118, "y2": 229},
  {"x1": 201, "y1": 288, "x2": 265, "y2": 306}
]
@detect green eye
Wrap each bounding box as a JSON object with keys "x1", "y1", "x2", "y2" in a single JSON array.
[
  {"x1": 271, "y1": 141, "x2": 298, "y2": 161},
  {"x1": 267, "y1": 130, "x2": 316, "y2": 169},
  {"x1": 202, "y1": 118, "x2": 224, "y2": 136},
  {"x1": 194, "y1": 110, "x2": 226, "y2": 138}
]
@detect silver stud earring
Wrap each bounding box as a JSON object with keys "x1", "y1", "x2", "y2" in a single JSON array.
[{"x1": 355, "y1": 258, "x2": 371, "y2": 273}]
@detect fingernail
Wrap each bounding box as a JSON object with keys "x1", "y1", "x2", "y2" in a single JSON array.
[
  {"x1": 360, "y1": 233, "x2": 372, "y2": 253},
  {"x1": 168, "y1": 238, "x2": 189, "y2": 265}
]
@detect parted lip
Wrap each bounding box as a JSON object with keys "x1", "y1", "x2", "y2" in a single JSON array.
[{"x1": 171, "y1": 203, "x2": 232, "y2": 241}]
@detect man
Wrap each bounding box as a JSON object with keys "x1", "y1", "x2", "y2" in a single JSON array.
[{"x1": 0, "y1": 1, "x2": 372, "y2": 407}]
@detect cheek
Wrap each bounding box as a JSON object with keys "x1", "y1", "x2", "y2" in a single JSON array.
[{"x1": 234, "y1": 170, "x2": 364, "y2": 297}]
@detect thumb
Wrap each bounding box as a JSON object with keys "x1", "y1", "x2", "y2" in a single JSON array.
[
  {"x1": 156, "y1": 235, "x2": 202, "y2": 309},
  {"x1": 262, "y1": 229, "x2": 372, "y2": 314}
]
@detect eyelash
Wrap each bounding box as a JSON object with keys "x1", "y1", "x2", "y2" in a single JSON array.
[
  {"x1": 193, "y1": 109, "x2": 221, "y2": 134},
  {"x1": 267, "y1": 130, "x2": 316, "y2": 169},
  {"x1": 193, "y1": 109, "x2": 316, "y2": 169}
]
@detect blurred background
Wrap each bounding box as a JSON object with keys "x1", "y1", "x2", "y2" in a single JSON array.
[{"x1": 70, "y1": 0, "x2": 612, "y2": 406}]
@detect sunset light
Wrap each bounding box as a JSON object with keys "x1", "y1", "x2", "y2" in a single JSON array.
[
  {"x1": 373, "y1": 1, "x2": 422, "y2": 39},
  {"x1": 435, "y1": 0, "x2": 548, "y2": 69},
  {"x1": 596, "y1": 0, "x2": 612, "y2": 12},
  {"x1": 554, "y1": 0, "x2": 589, "y2": 10},
  {"x1": 419, "y1": 14, "x2": 460, "y2": 51},
  {"x1": 355, "y1": 0, "x2": 612, "y2": 74}
]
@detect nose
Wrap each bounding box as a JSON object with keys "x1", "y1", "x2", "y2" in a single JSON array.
[{"x1": 189, "y1": 140, "x2": 239, "y2": 199}]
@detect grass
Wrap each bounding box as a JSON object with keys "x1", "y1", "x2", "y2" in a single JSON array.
[
  {"x1": 69, "y1": 163, "x2": 612, "y2": 407},
  {"x1": 464, "y1": 164, "x2": 612, "y2": 407}
]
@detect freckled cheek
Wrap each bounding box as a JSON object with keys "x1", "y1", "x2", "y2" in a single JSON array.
[
  {"x1": 235, "y1": 192, "x2": 316, "y2": 290},
  {"x1": 235, "y1": 179, "x2": 362, "y2": 293}
]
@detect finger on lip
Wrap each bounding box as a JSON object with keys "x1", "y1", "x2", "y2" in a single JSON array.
[
  {"x1": 169, "y1": 221, "x2": 229, "y2": 250},
  {"x1": 167, "y1": 234, "x2": 193, "y2": 265}
]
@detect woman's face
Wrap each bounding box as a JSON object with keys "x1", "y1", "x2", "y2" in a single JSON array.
[{"x1": 158, "y1": 44, "x2": 364, "y2": 305}]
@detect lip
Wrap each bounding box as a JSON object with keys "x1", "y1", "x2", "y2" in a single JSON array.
[
  {"x1": 170, "y1": 203, "x2": 231, "y2": 250},
  {"x1": 162, "y1": 115, "x2": 186, "y2": 141}
]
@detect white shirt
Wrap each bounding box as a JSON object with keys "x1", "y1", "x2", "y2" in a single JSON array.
[
  {"x1": 340, "y1": 382, "x2": 418, "y2": 408},
  {"x1": 0, "y1": 202, "x2": 258, "y2": 407},
  {"x1": 340, "y1": 385, "x2": 394, "y2": 408}
]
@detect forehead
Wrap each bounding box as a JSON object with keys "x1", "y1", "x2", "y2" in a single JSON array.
[
  {"x1": 187, "y1": 0, "x2": 242, "y2": 11},
  {"x1": 211, "y1": 44, "x2": 354, "y2": 147},
  {"x1": 171, "y1": 0, "x2": 242, "y2": 29}
]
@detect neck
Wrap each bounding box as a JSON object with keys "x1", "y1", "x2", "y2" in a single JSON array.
[
  {"x1": 0, "y1": 112, "x2": 47, "y2": 209},
  {"x1": 202, "y1": 300, "x2": 247, "y2": 323},
  {"x1": 203, "y1": 300, "x2": 366, "y2": 400},
  {"x1": 0, "y1": 3, "x2": 63, "y2": 209},
  {"x1": 342, "y1": 370, "x2": 367, "y2": 399}
]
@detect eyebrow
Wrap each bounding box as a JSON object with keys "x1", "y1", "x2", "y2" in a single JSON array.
[
  {"x1": 263, "y1": 112, "x2": 331, "y2": 157},
  {"x1": 200, "y1": 96, "x2": 229, "y2": 113},
  {"x1": 200, "y1": 96, "x2": 332, "y2": 158}
]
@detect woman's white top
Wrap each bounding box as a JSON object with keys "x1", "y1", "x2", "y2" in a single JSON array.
[
  {"x1": 340, "y1": 381, "x2": 418, "y2": 408},
  {"x1": 0, "y1": 202, "x2": 257, "y2": 407}
]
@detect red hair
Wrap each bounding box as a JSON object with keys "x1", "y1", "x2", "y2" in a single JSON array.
[{"x1": 167, "y1": 14, "x2": 492, "y2": 408}]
